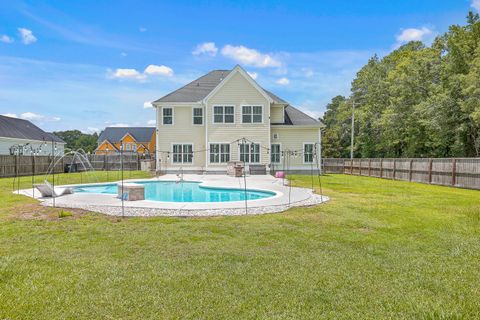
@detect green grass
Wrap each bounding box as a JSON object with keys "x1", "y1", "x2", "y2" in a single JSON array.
[{"x1": 0, "y1": 173, "x2": 479, "y2": 319}]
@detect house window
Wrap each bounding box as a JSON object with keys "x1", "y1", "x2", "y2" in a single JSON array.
[
  {"x1": 209, "y1": 143, "x2": 230, "y2": 163},
  {"x1": 126, "y1": 144, "x2": 131, "y2": 151},
  {"x1": 242, "y1": 105, "x2": 262, "y2": 123},
  {"x1": 271, "y1": 144, "x2": 281, "y2": 163},
  {"x1": 193, "y1": 108, "x2": 203, "y2": 125},
  {"x1": 240, "y1": 143, "x2": 260, "y2": 163},
  {"x1": 133, "y1": 144, "x2": 137, "y2": 152},
  {"x1": 304, "y1": 143, "x2": 314, "y2": 163},
  {"x1": 213, "y1": 106, "x2": 234, "y2": 123},
  {"x1": 163, "y1": 107, "x2": 173, "y2": 125},
  {"x1": 172, "y1": 144, "x2": 193, "y2": 163}
]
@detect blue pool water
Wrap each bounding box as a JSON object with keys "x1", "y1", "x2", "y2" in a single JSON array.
[{"x1": 73, "y1": 181, "x2": 275, "y2": 202}]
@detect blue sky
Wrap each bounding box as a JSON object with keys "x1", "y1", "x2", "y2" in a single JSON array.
[{"x1": 0, "y1": 0, "x2": 476, "y2": 133}]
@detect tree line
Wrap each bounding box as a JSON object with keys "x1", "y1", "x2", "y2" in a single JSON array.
[
  {"x1": 54, "y1": 130, "x2": 98, "y2": 153},
  {"x1": 322, "y1": 12, "x2": 480, "y2": 158}
]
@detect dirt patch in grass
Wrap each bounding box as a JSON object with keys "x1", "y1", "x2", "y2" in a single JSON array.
[{"x1": 8, "y1": 203, "x2": 88, "y2": 221}]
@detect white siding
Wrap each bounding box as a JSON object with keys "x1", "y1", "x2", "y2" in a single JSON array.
[
  {"x1": 0, "y1": 137, "x2": 65, "y2": 156},
  {"x1": 271, "y1": 105, "x2": 285, "y2": 124},
  {"x1": 156, "y1": 106, "x2": 206, "y2": 170},
  {"x1": 270, "y1": 127, "x2": 320, "y2": 170},
  {"x1": 207, "y1": 71, "x2": 270, "y2": 169}
]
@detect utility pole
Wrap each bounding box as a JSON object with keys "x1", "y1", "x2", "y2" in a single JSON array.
[{"x1": 350, "y1": 100, "x2": 355, "y2": 160}]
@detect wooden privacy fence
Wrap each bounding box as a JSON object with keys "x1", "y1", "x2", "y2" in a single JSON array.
[
  {"x1": 0, "y1": 154, "x2": 148, "y2": 178},
  {"x1": 322, "y1": 158, "x2": 480, "y2": 190}
]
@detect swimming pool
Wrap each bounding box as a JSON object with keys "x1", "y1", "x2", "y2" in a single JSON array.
[{"x1": 73, "y1": 181, "x2": 276, "y2": 202}]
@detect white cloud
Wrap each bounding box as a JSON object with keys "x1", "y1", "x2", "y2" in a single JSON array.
[
  {"x1": 221, "y1": 45, "x2": 281, "y2": 68},
  {"x1": 147, "y1": 119, "x2": 156, "y2": 125},
  {"x1": 276, "y1": 77, "x2": 290, "y2": 85},
  {"x1": 109, "y1": 123, "x2": 129, "y2": 127},
  {"x1": 139, "y1": 27, "x2": 147, "y2": 32},
  {"x1": 396, "y1": 27, "x2": 432, "y2": 43},
  {"x1": 2, "y1": 113, "x2": 18, "y2": 118},
  {"x1": 111, "y1": 68, "x2": 146, "y2": 80},
  {"x1": 144, "y1": 64, "x2": 174, "y2": 76},
  {"x1": 472, "y1": 0, "x2": 480, "y2": 10},
  {"x1": 20, "y1": 112, "x2": 44, "y2": 120},
  {"x1": 192, "y1": 42, "x2": 218, "y2": 56},
  {"x1": 120, "y1": 52, "x2": 127, "y2": 57},
  {"x1": 0, "y1": 35, "x2": 14, "y2": 43},
  {"x1": 19, "y1": 112, "x2": 60, "y2": 122},
  {"x1": 143, "y1": 101, "x2": 153, "y2": 109},
  {"x1": 247, "y1": 71, "x2": 258, "y2": 80},
  {"x1": 18, "y1": 28, "x2": 37, "y2": 45}
]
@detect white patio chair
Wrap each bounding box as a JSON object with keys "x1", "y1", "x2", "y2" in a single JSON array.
[{"x1": 34, "y1": 180, "x2": 73, "y2": 198}]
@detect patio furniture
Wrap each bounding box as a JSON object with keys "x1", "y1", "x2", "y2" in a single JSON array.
[
  {"x1": 227, "y1": 161, "x2": 244, "y2": 177},
  {"x1": 117, "y1": 183, "x2": 145, "y2": 201},
  {"x1": 275, "y1": 171, "x2": 285, "y2": 178},
  {"x1": 249, "y1": 164, "x2": 267, "y2": 175},
  {"x1": 34, "y1": 181, "x2": 73, "y2": 198}
]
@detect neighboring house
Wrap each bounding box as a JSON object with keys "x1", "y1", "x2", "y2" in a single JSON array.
[
  {"x1": 95, "y1": 127, "x2": 156, "y2": 155},
  {"x1": 153, "y1": 65, "x2": 324, "y2": 173},
  {"x1": 0, "y1": 115, "x2": 66, "y2": 156}
]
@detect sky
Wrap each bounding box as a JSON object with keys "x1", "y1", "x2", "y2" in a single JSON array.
[{"x1": 0, "y1": 0, "x2": 477, "y2": 133}]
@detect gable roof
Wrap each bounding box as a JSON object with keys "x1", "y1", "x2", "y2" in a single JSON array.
[
  {"x1": 98, "y1": 127, "x2": 155, "y2": 143},
  {"x1": 0, "y1": 115, "x2": 65, "y2": 143},
  {"x1": 153, "y1": 66, "x2": 321, "y2": 126},
  {"x1": 154, "y1": 68, "x2": 284, "y2": 104}
]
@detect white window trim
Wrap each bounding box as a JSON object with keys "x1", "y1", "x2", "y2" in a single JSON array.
[
  {"x1": 238, "y1": 142, "x2": 261, "y2": 164},
  {"x1": 162, "y1": 107, "x2": 174, "y2": 125},
  {"x1": 270, "y1": 143, "x2": 282, "y2": 164},
  {"x1": 208, "y1": 142, "x2": 231, "y2": 164},
  {"x1": 303, "y1": 142, "x2": 315, "y2": 164},
  {"x1": 170, "y1": 142, "x2": 194, "y2": 165},
  {"x1": 241, "y1": 104, "x2": 264, "y2": 124},
  {"x1": 192, "y1": 107, "x2": 204, "y2": 126},
  {"x1": 212, "y1": 105, "x2": 235, "y2": 124}
]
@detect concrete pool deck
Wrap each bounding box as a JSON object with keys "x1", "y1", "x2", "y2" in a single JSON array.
[{"x1": 18, "y1": 174, "x2": 328, "y2": 217}]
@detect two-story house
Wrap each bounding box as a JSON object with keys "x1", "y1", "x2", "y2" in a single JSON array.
[
  {"x1": 95, "y1": 127, "x2": 156, "y2": 155},
  {"x1": 153, "y1": 65, "x2": 323, "y2": 173}
]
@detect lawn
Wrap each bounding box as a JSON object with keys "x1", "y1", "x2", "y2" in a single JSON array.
[{"x1": 0, "y1": 173, "x2": 479, "y2": 319}]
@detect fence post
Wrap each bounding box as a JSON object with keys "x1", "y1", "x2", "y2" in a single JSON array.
[
  {"x1": 380, "y1": 159, "x2": 383, "y2": 178},
  {"x1": 350, "y1": 159, "x2": 353, "y2": 175},
  {"x1": 452, "y1": 158, "x2": 457, "y2": 186},
  {"x1": 137, "y1": 154, "x2": 140, "y2": 171},
  {"x1": 368, "y1": 159, "x2": 371, "y2": 176},
  {"x1": 343, "y1": 159, "x2": 346, "y2": 174},
  {"x1": 359, "y1": 159, "x2": 362, "y2": 176},
  {"x1": 428, "y1": 158, "x2": 433, "y2": 184},
  {"x1": 393, "y1": 159, "x2": 396, "y2": 180},
  {"x1": 409, "y1": 159, "x2": 413, "y2": 182}
]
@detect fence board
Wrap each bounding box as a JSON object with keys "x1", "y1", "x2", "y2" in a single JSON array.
[
  {"x1": 0, "y1": 154, "x2": 146, "y2": 178},
  {"x1": 330, "y1": 157, "x2": 480, "y2": 190}
]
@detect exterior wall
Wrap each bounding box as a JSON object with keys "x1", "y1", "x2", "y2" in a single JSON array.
[
  {"x1": 206, "y1": 71, "x2": 270, "y2": 171},
  {"x1": 270, "y1": 127, "x2": 321, "y2": 170},
  {"x1": 270, "y1": 105, "x2": 285, "y2": 124},
  {"x1": 0, "y1": 137, "x2": 65, "y2": 156},
  {"x1": 156, "y1": 105, "x2": 206, "y2": 171}
]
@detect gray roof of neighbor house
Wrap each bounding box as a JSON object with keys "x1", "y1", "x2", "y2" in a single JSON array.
[
  {"x1": 98, "y1": 127, "x2": 155, "y2": 143},
  {"x1": 154, "y1": 68, "x2": 320, "y2": 126},
  {"x1": 0, "y1": 115, "x2": 65, "y2": 143}
]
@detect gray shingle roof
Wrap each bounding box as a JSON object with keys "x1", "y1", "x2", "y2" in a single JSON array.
[
  {"x1": 280, "y1": 105, "x2": 321, "y2": 126},
  {"x1": 154, "y1": 67, "x2": 321, "y2": 126},
  {"x1": 0, "y1": 115, "x2": 65, "y2": 143},
  {"x1": 98, "y1": 127, "x2": 155, "y2": 143}
]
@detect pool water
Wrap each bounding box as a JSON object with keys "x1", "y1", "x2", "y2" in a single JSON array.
[{"x1": 73, "y1": 181, "x2": 276, "y2": 202}]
